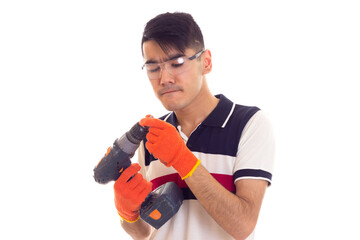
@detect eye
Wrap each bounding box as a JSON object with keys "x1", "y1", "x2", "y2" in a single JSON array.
[
  {"x1": 171, "y1": 57, "x2": 185, "y2": 68},
  {"x1": 146, "y1": 65, "x2": 160, "y2": 73}
]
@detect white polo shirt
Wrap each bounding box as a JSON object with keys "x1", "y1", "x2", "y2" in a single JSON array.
[{"x1": 138, "y1": 94, "x2": 275, "y2": 240}]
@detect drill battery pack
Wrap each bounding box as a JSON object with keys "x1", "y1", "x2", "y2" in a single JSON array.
[{"x1": 140, "y1": 181, "x2": 184, "y2": 229}]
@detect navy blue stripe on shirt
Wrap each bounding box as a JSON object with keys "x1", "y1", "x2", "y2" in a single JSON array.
[
  {"x1": 233, "y1": 169, "x2": 272, "y2": 185},
  {"x1": 143, "y1": 95, "x2": 260, "y2": 166},
  {"x1": 182, "y1": 188, "x2": 196, "y2": 200}
]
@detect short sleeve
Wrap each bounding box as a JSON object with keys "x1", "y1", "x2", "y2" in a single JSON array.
[{"x1": 233, "y1": 111, "x2": 275, "y2": 185}]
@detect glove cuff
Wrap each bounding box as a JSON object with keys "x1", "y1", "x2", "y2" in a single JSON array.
[
  {"x1": 180, "y1": 159, "x2": 201, "y2": 180},
  {"x1": 173, "y1": 150, "x2": 201, "y2": 179},
  {"x1": 117, "y1": 211, "x2": 140, "y2": 223}
]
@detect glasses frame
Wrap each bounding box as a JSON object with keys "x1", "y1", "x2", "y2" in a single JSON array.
[{"x1": 141, "y1": 49, "x2": 205, "y2": 79}]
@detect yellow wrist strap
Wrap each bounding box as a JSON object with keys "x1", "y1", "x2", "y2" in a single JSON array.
[
  {"x1": 181, "y1": 159, "x2": 201, "y2": 180},
  {"x1": 118, "y1": 212, "x2": 140, "y2": 223}
]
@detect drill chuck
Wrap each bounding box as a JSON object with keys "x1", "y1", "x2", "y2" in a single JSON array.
[{"x1": 126, "y1": 123, "x2": 148, "y2": 144}]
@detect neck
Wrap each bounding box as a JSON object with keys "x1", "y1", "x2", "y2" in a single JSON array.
[{"x1": 174, "y1": 80, "x2": 219, "y2": 137}]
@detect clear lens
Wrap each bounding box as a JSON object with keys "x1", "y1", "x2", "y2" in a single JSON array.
[
  {"x1": 142, "y1": 49, "x2": 204, "y2": 80},
  {"x1": 166, "y1": 57, "x2": 188, "y2": 74},
  {"x1": 145, "y1": 57, "x2": 190, "y2": 79}
]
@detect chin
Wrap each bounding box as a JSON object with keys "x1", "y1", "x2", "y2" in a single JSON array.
[
  {"x1": 157, "y1": 95, "x2": 179, "y2": 111},
  {"x1": 162, "y1": 103, "x2": 180, "y2": 112},
  {"x1": 161, "y1": 100, "x2": 183, "y2": 112}
]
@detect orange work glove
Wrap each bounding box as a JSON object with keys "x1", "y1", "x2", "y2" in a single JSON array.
[
  {"x1": 140, "y1": 117, "x2": 201, "y2": 179},
  {"x1": 114, "y1": 163, "x2": 152, "y2": 222}
]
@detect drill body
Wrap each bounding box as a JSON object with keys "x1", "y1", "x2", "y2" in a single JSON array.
[
  {"x1": 94, "y1": 122, "x2": 183, "y2": 229},
  {"x1": 93, "y1": 122, "x2": 146, "y2": 184}
]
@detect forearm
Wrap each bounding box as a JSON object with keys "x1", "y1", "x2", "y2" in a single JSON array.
[
  {"x1": 185, "y1": 164, "x2": 263, "y2": 240},
  {"x1": 120, "y1": 218, "x2": 152, "y2": 240}
]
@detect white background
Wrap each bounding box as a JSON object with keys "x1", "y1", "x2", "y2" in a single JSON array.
[{"x1": 1, "y1": 1, "x2": 359, "y2": 239}]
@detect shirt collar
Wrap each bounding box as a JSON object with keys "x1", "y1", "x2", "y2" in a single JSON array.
[
  {"x1": 202, "y1": 94, "x2": 235, "y2": 128},
  {"x1": 164, "y1": 94, "x2": 235, "y2": 128}
]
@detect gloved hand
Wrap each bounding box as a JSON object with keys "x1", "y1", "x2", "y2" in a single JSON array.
[
  {"x1": 114, "y1": 163, "x2": 152, "y2": 222},
  {"x1": 140, "y1": 116, "x2": 201, "y2": 179}
]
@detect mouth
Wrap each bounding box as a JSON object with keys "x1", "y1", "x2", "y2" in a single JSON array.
[
  {"x1": 162, "y1": 90, "x2": 179, "y2": 95},
  {"x1": 159, "y1": 87, "x2": 182, "y2": 96}
]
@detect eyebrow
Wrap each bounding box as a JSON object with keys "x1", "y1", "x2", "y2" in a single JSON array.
[{"x1": 144, "y1": 53, "x2": 185, "y2": 65}]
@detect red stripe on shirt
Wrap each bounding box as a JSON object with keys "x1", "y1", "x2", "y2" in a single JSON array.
[{"x1": 151, "y1": 173, "x2": 235, "y2": 193}]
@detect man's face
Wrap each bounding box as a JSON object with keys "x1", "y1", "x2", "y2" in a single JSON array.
[{"x1": 142, "y1": 40, "x2": 205, "y2": 112}]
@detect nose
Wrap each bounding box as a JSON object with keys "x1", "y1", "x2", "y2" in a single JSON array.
[{"x1": 159, "y1": 65, "x2": 175, "y2": 85}]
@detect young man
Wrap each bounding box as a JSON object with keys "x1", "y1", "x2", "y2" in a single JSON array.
[{"x1": 114, "y1": 12, "x2": 275, "y2": 240}]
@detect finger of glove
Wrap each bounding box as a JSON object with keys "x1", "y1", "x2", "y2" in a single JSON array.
[
  {"x1": 138, "y1": 181, "x2": 152, "y2": 202},
  {"x1": 140, "y1": 117, "x2": 166, "y2": 129},
  {"x1": 148, "y1": 127, "x2": 167, "y2": 137},
  {"x1": 146, "y1": 125, "x2": 178, "y2": 144},
  {"x1": 145, "y1": 141, "x2": 173, "y2": 166},
  {"x1": 115, "y1": 163, "x2": 141, "y2": 185},
  {"x1": 129, "y1": 180, "x2": 151, "y2": 206},
  {"x1": 134, "y1": 179, "x2": 152, "y2": 199},
  {"x1": 114, "y1": 176, "x2": 146, "y2": 210},
  {"x1": 145, "y1": 139, "x2": 165, "y2": 155},
  {"x1": 117, "y1": 179, "x2": 151, "y2": 212},
  {"x1": 124, "y1": 173, "x2": 144, "y2": 192},
  {"x1": 145, "y1": 141, "x2": 156, "y2": 157},
  {"x1": 145, "y1": 130, "x2": 161, "y2": 144}
]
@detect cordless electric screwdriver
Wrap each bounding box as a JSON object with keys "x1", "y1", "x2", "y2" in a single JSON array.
[{"x1": 93, "y1": 122, "x2": 183, "y2": 229}]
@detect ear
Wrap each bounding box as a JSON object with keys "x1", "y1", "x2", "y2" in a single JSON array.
[{"x1": 202, "y1": 49, "x2": 212, "y2": 75}]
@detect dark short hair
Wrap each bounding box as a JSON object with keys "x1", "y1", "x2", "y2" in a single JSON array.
[{"x1": 141, "y1": 12, "x2": 204, "y2": 56}]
